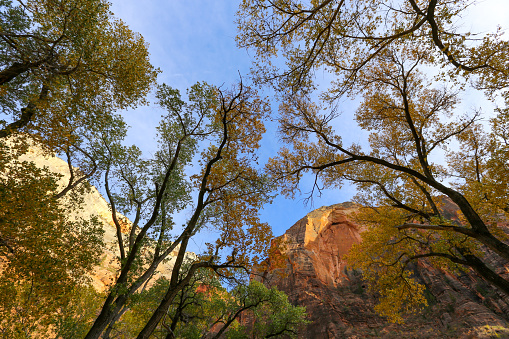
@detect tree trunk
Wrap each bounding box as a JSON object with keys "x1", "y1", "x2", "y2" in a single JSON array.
[
  {"x1": 0, "y1": 61, "x2": 37, "y2": 85},
  {"x1": 136, "y1": 237, "x2": 195, "y2": 339},
  {"x1": 0, "y1": 84, "x2": 49, "y2": 138},
  {"x1": 462, "y1": 252, "x2": 509, "y2": 296},
  {"x1": 84, "y1": 293, "x2": 129, "y2": 339},
  {"x1": 102, "y1": 306, "x2": 129, "y2": 339}
]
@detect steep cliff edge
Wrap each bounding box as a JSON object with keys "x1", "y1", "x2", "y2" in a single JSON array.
[{"x1": 257, "y1": 203, "x2": 509, "y2": 338}]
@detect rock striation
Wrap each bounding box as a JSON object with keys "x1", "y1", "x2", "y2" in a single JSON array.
[{"x1": 257, "y1": 203, "x2": 509, "y2": 338}]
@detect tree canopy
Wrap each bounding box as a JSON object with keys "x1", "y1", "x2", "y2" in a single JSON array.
[
  {"x1": 0, "y1": 0, "x2": 303, "y2": 336},
  {"x1": 82, "y1": 81, "x2": 277, "y2": 339},
  {"x1": 0, "y1": 137, "x2": 105, "y2": 337},
  {"x1": 237, "y1": 0, "x2": 509, "y2": 322},
  {"x1": 109, "y1": 270, "x2": 307, "y2": 339},
  {"x1": 0, "y1": 0, "x2": 158, "y2": 335},
  {"x1": 0, "y1": 0, "x2": 158, "y2": 151},
  {"x1": 237, "y1": 0, "x2": 508, "y2": 100},
  {"x1": 6, "y1": 0, "x2": 509, "y2": 334}
]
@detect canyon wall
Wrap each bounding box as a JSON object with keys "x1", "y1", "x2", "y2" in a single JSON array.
[{"x1": 257, "y1": 203, "x2": 509, "y2": 338}]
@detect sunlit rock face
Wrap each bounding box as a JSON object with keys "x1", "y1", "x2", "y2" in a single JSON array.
[
  {"x1": 7, "y1": 140, "x2": 194, "y2": 292},
  {"x1": 257, "y1": 203, "x2": 509, "y2": 338}
]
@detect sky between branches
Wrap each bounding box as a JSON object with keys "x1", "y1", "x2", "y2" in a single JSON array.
[{"x1": 106, "y1": 0, "x2": 509, "y2": 249}]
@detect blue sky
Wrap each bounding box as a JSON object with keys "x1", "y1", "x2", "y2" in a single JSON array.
[
  {"x1": 107, "y1": 0, "x2": 509, "y2": 249},
  {"x1": 107, "y1": 0, "x2": 354, "y2": 244}
]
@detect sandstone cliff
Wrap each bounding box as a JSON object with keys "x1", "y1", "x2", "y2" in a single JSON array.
[
  {"x1": 8, "y1": 140, "x2": 194, "y2": 291},
  {"x1": 257, "y1": 203, "x2": 509, "y2": 338}
]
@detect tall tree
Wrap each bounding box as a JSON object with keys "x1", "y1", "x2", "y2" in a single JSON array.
[
  {"x1": 104, "y1": 268, "x2": 307, "y2": 339},
  {"x1": 0, "y1": 138, "x2": 104, "y2": 337},
  {"x1": 0, "y1": 0, "x2": 157, "y2": 151},
  {"x1": 0, "y1": 0, "x2": 157, "y2": 334},
  {"x1": 207, "y1": 280, "x2": 308, "y2": 339},
  {"x1": 0, "y1": 0, "x2": 158, "y2": 261},
  {"x1": 237, "y1": 0, "x2": 507, "y2": 98},
  {"x1": 84, "y1": 81, "x2": 274, "y2": 339},
  {"x1": 237, "y1": 0, "x2": 509, "y2": 321}
]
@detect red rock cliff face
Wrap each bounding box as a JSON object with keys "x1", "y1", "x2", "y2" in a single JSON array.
[{"x1": 257, "y1": 203, "x2": 509, "y2": 338}]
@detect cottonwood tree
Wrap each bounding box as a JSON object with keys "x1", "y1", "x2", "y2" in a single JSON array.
[
  {"x1": 0, "y1": 139, "x2": 104, "y2": 336},
  {"x1": 0, "y1": 116, "x2": 127, "y2": 337},
  {"x1": 0, "y1": 0, "x2": 157, "y2": 164},
  {"x1": 340, "y1": 48, "x2": 509, "y2": 321},
  {"x1": 237, "y1": 0, "x2": 509, "y2": 321},
  {"x1": 0, "y1": 0, "x2": 157, "y2": 333},
  {"x1": 0, "y1": 0, "x2": 158, "y2": 284},
  {"x1": 107, "y1": 268, "x2": 307, "y2": 339},
  {"x1": 207, "y1": 280, "x2": 308, "y2": 339},
  {"x1": 237, "y1": 0, "x2": 507, "y2": 98},
  {"x1": 84, "y1": 81, "x2": 274, "y2": 339}
]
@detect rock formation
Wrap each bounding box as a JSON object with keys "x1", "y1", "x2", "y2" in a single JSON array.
[
  {"x1": 7, "y1": 140, "x2": 194, "y2": 291},
  {"x1": 257, "y1": 203, "x2": 509, "y2": 338}
]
